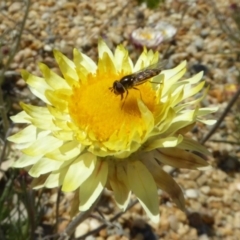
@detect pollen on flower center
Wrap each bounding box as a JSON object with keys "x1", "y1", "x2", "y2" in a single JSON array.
[{"x1": 68, "y1": 73, "x2": 158, "y2": 142}]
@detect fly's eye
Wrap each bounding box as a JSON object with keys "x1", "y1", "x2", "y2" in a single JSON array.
[{"x1": 116, "y1": 82, "x2": 123, "y2": 90}]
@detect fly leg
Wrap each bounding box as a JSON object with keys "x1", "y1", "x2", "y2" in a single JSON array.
[{"x1": 121, "y1": 90, "x2": 128, "y2": 109}]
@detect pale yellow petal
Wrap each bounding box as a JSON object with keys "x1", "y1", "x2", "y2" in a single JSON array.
[
  {"x1": 22, "y1": 70, "x2": 52, "y2": 104},
  {"x1": 197, "y1": 107, "x2": 219, "y2": 117},
  {"x1": 174, "y1": 86, "x2": 209, "y2": 113},
  {"x1": 30, "y1": 118, "x2": 58, "y2": 130},
  {"x1": 182, "y1": 81, "x2": 205, "y2": 101},
  {"x1": 44, "y1": 173, "x2": 61, "y2": 188},
  {"x1": 53, "y1": 118, "x2": 72, "y2": 131},
  {"x1": 45, "y1": 141, "x2": 82, "y2": 161},
  {"x1": 109, "y1": 165, "x2": 131, "y2": 211},
  {"x1": 144, "y1": 135, "x2": 183, "y2": 151},
  {"x1": 53, "y1": 50, "x2": 78, "y2": 86},
  {"x1": 127, "y1": 161, "x2": 159, "y2": 223},
  {"x1": 114, "y1": 44, "x2": 133, "y2": 73},
  {"x1": 29, "y1": 157, "x2": 64, "y2": 177},
  {"x1": 79, "y1": 160, "x2": 108, "y2": 211},
  {"x1": 62, "y1": 153, "x2": 97, "y2": 192},
  {"x1": 12, "y1": 154, "x2": 42, "y2": 168},
  {"x1": 52, "y1": 130, "x2": 73, "y2": 141},
  {"x1": 45, "y1": 89, "x2": 69, "y2": 111},
  {"x1": 198, "y1": 119, "x2": 217, "y2": 125},
  {"x1": 20, "y1": 102, "x2": 53, "y2": 121},
  {"x1": 14, "y1": 142, "x2": 34, "y2": 150},
  {"x1": 147, "y1": 50, "x2": 159, "y2": 65},
  {"x1": 47, "y1": 105, "x2": 70, "y2": 121},
  {"x1": 134, "y1": 48, "x2": 149, "y2": 71},
  {"x1": 39, "y1": 63, "x2": 71, "y2": 89},
  {"x1": 12, "y1": 129, "x2": 50, "y2": 150},
  {"x1": 44, "y1": 168, "x2": 68, "y2": 188},
  {"x1": 10, "y1": 111, "x2": 31, "y2": 123},
  {"x1": 168, "y1": 85, "x2": 184, "y2": 107},
  {"x1": 157, "y1": 148, "x2": 209, "y2": 169},
  {"x1": 46, "y1": 164, "x2": 70, "y2": 188},
  {"x1": 156, "y1": 107, "x2": 176, "y2": 134},
  {"x1": 8, "y1": 125, "x2": 37, "y2": 143},
  {"x1": 31, "y1": 174, "x2": 49, "y2": 189},
  {"x1": 73, "y1": 48, "x2": 97, "y2": 81},
  {"x1": 22, "y1": 135, "x2": 63, "y2": 156},
  {"x1": 134, "y1": 49, "x2": 159, "y2": 72},
  {"x1": 161, "y1": 61, "x2": 187, "y2": 95},
  {"x1": 143, "y1": 158, "x2": 185, "y2": 211},
  {"x1": 177, "y1": 137, "x2": 210, "y2": 156},
  {"x1": 176, "y1": 71, "x2": 203, "y2": 86},
  {"x1": 164, "y1": 110, "x2": 196, "y2": 135},
  {"x1": 98, "y1": 39, "x2": 114, "y2": 62},
  {"x1": 98, "y1": 51, "x2": 116, "y2": 75},
  {"x1": 137, "y1": 99, "x2": 154, "y2": 138}
]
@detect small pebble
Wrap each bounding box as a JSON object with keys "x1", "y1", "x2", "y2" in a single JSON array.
[
  {"x1": 185, "y1": 189, "x2": 199, "y2": 199},
  {"x1": 8, "y1": 2, "x2": 22, "y2": 13}
]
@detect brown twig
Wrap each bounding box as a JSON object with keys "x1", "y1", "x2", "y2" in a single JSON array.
[
  {"x1": 42, "y1": 194, "x2": 103, "y2": 240},
  {"x1": 76, "y1": 199, "x2": 138, "y2": 240}
]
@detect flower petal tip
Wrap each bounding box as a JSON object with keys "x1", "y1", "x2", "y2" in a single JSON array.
[
  {"x1": 150, "y1": 214, "x2": 160, "y2": 224},
  {"x1": 197, "y1": 165, "x2": 212, "y2": 171}
]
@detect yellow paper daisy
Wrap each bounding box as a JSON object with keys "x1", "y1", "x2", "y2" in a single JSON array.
[{"x1": 8, "y1": 40, "x2": 216, "y2": 223}]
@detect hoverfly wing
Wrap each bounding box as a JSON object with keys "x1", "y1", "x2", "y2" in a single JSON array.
[
  {"x1": 145, "y1": 59, "x2": 168, "y2": 71},
  {"x1": 131, "y1": 60, "x2": 168, "y2": 86},
  {"x1": 133, "y1": 60, "x2": 168, "y2": 75}
]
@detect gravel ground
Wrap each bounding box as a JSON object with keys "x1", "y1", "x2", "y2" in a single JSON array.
[{"x1": 1, "y1": 0, "x2": 240, "y2": 239}]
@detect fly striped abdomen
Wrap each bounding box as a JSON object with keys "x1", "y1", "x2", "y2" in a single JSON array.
[{"x1": 133, "y1": 69, "x2": 162, "y2": 86}]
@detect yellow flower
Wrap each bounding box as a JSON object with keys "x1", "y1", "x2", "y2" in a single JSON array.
[{"x1": 8, "y1": 40, "x2": 216, "y2": 223}]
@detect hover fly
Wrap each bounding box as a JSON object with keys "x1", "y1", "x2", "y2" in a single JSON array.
[{"x1": 109, "y1": 61, "x2": 166, "y2": 100}]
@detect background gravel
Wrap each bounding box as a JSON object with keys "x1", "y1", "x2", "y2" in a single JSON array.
[{"x1": 1, "y1": 0, "x2": 240, "y2": 239}]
